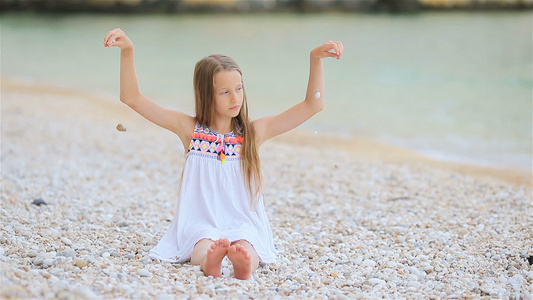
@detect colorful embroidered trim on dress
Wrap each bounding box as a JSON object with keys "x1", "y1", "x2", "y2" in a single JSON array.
[{"x1": 187, "y1": 123, "x2": 243, "y2": 162}]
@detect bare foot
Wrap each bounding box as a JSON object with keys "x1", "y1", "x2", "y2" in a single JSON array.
[
  {"x1": 228, "y1": 244, "x2": 252, "y2": 280},
  {"x1": 201, "y1": 238, "x2": 230, "y2": 277}
]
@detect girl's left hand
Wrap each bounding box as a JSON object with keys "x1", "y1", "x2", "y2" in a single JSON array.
[{"x1": 311, "y1": 41, "x2": 344, "y2": 60}]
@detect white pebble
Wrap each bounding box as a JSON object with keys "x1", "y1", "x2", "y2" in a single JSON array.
[
  {"x1": 73, "y1": 286, "x2": 99, "y2": 299},
  {"x1": 407, "y1": 281, "x2": 421, "y2": 289},
  {"x1": 43, "y1": 259, "x2": 54, "y2": 268},
  {"x1": 368, "y1": 278, "x2": 386, "y2": 286},
  {"x1": 319, "y1": 255, "x2": 329, "y2": 262},
  {"x1": 60, "y1": 237, "x2": 73, "y2": 246},
  {"x1": 314, "y1": 89, "x2": 321, "y2": 99},
  {"x1": 138, "y1": 269, "x2": 152, "y2": 277},
  {"x1": 362, "y1": 259, "x2": 377, "y2": 267},
  {"x1": 192, "y1": 265, "x2": 201, "y2": 272}
]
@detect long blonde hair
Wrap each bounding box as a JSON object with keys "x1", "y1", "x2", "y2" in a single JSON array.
[{"x1": 193, "y1": 54, "x2": 262, "y2": 206}]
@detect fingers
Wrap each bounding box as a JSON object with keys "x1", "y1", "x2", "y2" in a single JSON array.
[
  {"x1": 326, "y1": 40, "x2": 344, "y2": 59},
  {"x1": 336, "y1": 41, "x2": 344, "y2": 59},
  {"x1": 312, "y1": 40, "x2": 344, "y2": 60},
  {"x1": 103, "y1": 28, "x2": 125, "y2": 48}
]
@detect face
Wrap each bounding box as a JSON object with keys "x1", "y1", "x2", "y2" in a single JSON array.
[{"x1": 213, "y1": 70, "x2": 244, "y2": 120}]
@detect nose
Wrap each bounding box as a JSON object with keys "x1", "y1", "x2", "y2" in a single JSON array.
[{"x1": 230, "y1": 92, "x2": 238, "y2": 103}]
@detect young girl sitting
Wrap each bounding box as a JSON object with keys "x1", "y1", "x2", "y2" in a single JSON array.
[{"x1": 103, "y1": 28, "x2": 343, "y2": 280}]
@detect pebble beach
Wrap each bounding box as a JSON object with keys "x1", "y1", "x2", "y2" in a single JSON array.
[{"x1": 1, "y1": 81, "x2": 532, "y2": 299}]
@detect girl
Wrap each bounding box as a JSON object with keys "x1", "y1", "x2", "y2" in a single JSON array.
[{"x1": 103, "y1": 28, "x2": 343, "y2": 280}]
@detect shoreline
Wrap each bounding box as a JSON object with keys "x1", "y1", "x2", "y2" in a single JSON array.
[
  {"x1": 273, "y1": 130, "x2": 532, "y2": 188},
  {"x1": 4, "y1": 78, "x2": 530, "y2": 188}
]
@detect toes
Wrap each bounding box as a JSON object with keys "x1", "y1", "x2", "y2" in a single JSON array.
[
  {"x1": 237, "y1": 245, "x2": 248, "y2": 254},
  {"x1": 221, "y1": 238, "x2": 230, "y2": 247}
]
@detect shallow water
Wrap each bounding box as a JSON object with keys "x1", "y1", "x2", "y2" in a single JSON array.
[{"x1": 1, "y1": 12, "x2": 531, "y2": 169}]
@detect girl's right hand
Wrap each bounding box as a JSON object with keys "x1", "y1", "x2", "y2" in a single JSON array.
[{"x1": 103, "y1": 28, "x2": 133, "y2": 50}]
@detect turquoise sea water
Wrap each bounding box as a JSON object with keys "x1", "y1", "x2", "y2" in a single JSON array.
[{"x1": 1, "y1": 12, "x2": 531, "y2": 170}]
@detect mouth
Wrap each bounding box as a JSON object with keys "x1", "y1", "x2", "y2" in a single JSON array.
[{"x1": 230, "y1": 106, "x2": 240, "y2": 110}]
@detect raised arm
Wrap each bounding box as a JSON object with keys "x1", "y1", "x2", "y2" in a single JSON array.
[
  {"x1": 253, "y1": 41, "x2": 344, "y2": 146},
  {"x1": 103, "y1": 28, "x2": 195, "y2": 145}
]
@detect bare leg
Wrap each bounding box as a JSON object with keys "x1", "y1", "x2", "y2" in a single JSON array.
[
  {"x1": 228, "y1": 240, "x2": 259, "y2": 280},
  {"x1": 190, "y1": 238, "x2": 230, "y2": 277}
]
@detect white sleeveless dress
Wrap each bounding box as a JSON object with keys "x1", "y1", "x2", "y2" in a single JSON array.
[{"x1": 149, "y1": 123, "x2": 277, "y2": 264}]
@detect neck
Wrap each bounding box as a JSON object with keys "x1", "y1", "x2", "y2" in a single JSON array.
[{"x1": 211, "y1": 118, "x2": 233, "y2": 134}]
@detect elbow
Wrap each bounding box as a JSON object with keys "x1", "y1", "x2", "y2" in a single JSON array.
[
  {"x1": 312, "y1": 101, "x2": 324, "y2": 114},
  {"x1": 304, "y1": 98, "x2": 324, "y2": 115},
  {"x1": 119, "y1": 94, "x2": 129, "y2": 105},
  {"x1": 315, "y1": 103, "x2": 324, "y2": 113},
  {"x1": 119, "y1": 93, "x2": 137, "y2": 107}
]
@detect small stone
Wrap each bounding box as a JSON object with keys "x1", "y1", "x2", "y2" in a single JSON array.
[
  {"x1": 60, "y1": 237, "x2": 72, "y2": 246},
  {"x1": 336, "y1": 259, "x2": 348, "y2": 264},
  {"x1": 362, "y1": 259, "x2": 377, "y2": 267},
  {"x1": 43, "y1": 258, "x2": 54, "y2": 268},
  {"x1": 57, "y1": 291, "x2": 71, "y2": 299},
  {"x1": 58, "y1": 251, "x2": 75, "y2": 258},
  {"x1": 138, "y1": 269, "x2": 152, "y2": 277},
  {"x1": 221, "y1": 267, "x2": 230, "y2": 277},
  {"x1": 33, "y1": 257, "x2": 44, "y2": 265},
  {"x1": 221, "y1": 259, "x2": 228, "y2": 267},
  {"x1": 101, "y1": 252, "x2": 110, "y2": 258},
  {"x1": 116, "y1": 123, "x2": 127, "y2": 132},
  {"x1": 368, "y1": 278, "x2": 386, "y2": 286},
  {"x1": 32, "y1": 198, "x2": 47, "y2": 206},
  {"x1": 74, "y1": 259, "x2": 87, "y2": 268},
  {"x1": 331, "y1": 271, "x2": 338, "y2": 278},
  {"x1": 407, "y1": 281, "x2": 421, "y2": 289},
  {"x1": 156, "y1": 294, "x2": 174, "y2": 300},
  {"x1": 73, "y1": 286, "x2": 98, "y2": 299},
  {"x1": 50, "y1": 268, "x2": 63, "y2": 275}
]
